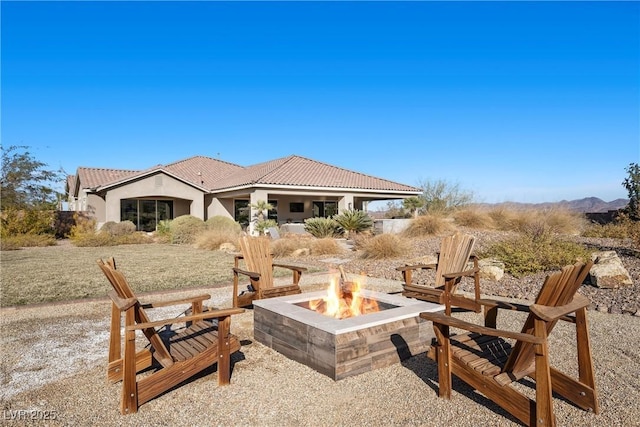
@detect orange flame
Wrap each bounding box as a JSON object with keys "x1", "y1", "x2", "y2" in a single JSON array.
[{"x1": 309, "y1": 276, "x2": 379, "y2": 319}]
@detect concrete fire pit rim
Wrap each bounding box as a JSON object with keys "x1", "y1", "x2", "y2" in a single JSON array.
[{"x1": 253, "y1": 289, "x2": 443, "y2": 334}]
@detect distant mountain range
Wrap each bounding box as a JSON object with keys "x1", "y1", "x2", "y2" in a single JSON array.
[{"x1": 475, "y1": 197, "x2": 629, "y2": 213}]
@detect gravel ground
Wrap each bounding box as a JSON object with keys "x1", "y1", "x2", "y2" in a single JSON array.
[
  {"x1": 287, "y1": 229, "x2": 640, "y2": 316},
  {"x1": 1, "y1": 231, "x2": 638, "y2": 426}
]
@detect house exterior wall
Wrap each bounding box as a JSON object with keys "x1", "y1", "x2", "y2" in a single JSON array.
[
  {"x1": 104, "y1": 173, "x2": 205, "y2": 222},
  {"x1": 86, "y1": 193, "x2": 106, "y2": 223}
]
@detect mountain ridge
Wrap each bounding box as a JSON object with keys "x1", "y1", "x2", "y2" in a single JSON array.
[{"x1": 474, "y1": 197, "x2": 629, "y2": 213}]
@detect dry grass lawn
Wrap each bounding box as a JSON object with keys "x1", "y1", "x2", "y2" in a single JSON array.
[{"x1": 0, "y1": 242, "x2": 322, "y2": 307}]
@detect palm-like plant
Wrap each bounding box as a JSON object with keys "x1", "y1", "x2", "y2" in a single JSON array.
[
  {"x1": 333, "y1": 209, "x2": 373, "y2": 237},
  {"x1": 402, "y1": 196, "x2": 425, "y2": 218},
  {"x1": 250, "y1": 200, "x2": 274, "y2": 221}
]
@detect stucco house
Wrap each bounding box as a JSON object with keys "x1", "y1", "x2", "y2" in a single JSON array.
[{"x1": 65, "y1": 154, "x2": 421, "y2": 232}]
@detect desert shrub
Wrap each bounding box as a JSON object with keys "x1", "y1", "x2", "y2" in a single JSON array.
[
  {"x1": 304, "y1": 217, "x2": 343, "y2": 238},
  {"x1": 0, "y1": 207, "x2": 56, "y2": 237},
  {"x1": 154, "y1": 219, "x2": 172, "y2": 243},
  {"x1": 582, "y1": 222, "x2": 629, "y2": 239},
  {"x1": 70, "y1": 231, "x2": 114, "y2": 247},
  {"x1": 357, "y1": 234, "x2": 410, "y2": 259},
  {"x1": 311, "y1": 238, "x2": 343, "y2": 255},
  {"x1": 194, "y1": 229, "x2": 240, "y2": 251},
  {"x1": 254, "y1": 219, "x2": 278, "y2": 236},
  {"x1": 206, "y1": 216, "x2": 242, "y2": 233},
  {"x1": 486, "y1": 206, "x2": 517, "y2": 231},
  {"x1": 478, "y1": 232, "x2": 592, "y2": 277},
  {"x1": 113, "y1": 232, "x2": 153, "y2": 245},
  {"x1": 333, "y1": 209, "x2": 373, "y2": 236},
  {"x1": 100, "y1": 220, "x2": 137, "y2": 237},
  {"x1": 401, "y1": 214, "x2": 452, "y2": 237},
  {"x1": 0, "y1": 233, "x2": 57, "y2": 250},
  {"x1": 169, "y1": 215, "x2": 206, "y2": 244},
  {"x1": 271, "y1": 237, "x2": 303, "y2": 257},
  {"x1": 69, "y1": 214, "x2": 97, "y2": 240},
  {"x1": 582, "y1": 216, "x2": 640, "y2": 248},
  {"x1": 453, "y1": 208, "x2": 494, "y2": 229}
]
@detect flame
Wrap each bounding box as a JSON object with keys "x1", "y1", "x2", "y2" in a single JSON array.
[{"x1": 309, "y1": 275, "x2": 379, "y2": 319}]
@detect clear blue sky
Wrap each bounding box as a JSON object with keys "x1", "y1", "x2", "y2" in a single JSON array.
[{"x1": 2, "y1": 1, "x2": 638, "y2": 206}]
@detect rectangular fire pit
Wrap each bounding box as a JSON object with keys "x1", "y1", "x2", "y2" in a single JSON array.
[{"x1": 253, "y1": 289, "x2": 443, "y2": 380}]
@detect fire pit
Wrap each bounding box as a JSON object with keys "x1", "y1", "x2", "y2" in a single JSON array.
[{"x1": 253, "y1": 278, "x2": 443, "y2": 380}]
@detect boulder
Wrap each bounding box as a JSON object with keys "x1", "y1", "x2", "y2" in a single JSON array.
[
  {"x1": 589, "y1": 251, "x2": 633, "y2": 289},
  {"x1": 478, "y1": 258, "x2": 505, "y2": 281}
]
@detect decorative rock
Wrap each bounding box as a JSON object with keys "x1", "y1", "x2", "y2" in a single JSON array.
[
  {"x1": 589, "y1": 251, "x2": 633, "y2": 289},
  {"x1": 478, "y1": 258, "x2": 505, "y2": 281},
  {"x1": 292, "y1": 248, "x2": 310, "y2": 257},
  {"x1": 218, "y1": 242, "x2": 237, "y2": 253}
]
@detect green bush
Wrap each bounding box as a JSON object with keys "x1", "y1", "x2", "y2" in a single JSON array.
[
  {"x1": 304, "y1": 217, "x2": 342, "y2": 238},
  {"x1": 169, "y1": 215, "x2": 206, "y2": 244},
  {"x1": 478, "y1": 232, "x2": 592, "y2": 277},
  {"x1": 333, "y1": 209, "x2": 373, "y2": 236},
  {"x1": 1, "y1": 207, "x2": 56, "y2": 237}
]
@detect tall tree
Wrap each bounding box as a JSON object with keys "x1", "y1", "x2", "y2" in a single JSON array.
[{"x1": 1, "y1": 145, "x2": 65, "y2": 210}]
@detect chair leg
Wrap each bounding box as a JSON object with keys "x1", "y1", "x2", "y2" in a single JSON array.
[
  {"x1": 534, "y1": 318, "x2": 555, "y2": 427},
  {"x1": 121, "y1": 309, "x2": 138, "y2": 414},
  {"x1": 433, "y1": 323, "x2": 452, "y2": 399},
  {"x1": 217, "y1": 316, "x2": 232, "y2": 385}
]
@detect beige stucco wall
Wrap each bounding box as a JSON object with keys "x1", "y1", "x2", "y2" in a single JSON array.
[{"x1": 104, "y1": 173, "x2": 205, "y2": 223}]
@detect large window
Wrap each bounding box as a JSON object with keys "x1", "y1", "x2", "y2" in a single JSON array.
[
  {"x1": 121, "y1": 199, "x2": 173, "y2": 232},
  {"x1": 234, "y1": 200, "x2": 249, "y2": 227},
  {"x1": 312, "y1": 201, "x2": 337, "y2": 218},
  {"x1": 267, "y1": 200, "x2": 278, "y2": 222}
]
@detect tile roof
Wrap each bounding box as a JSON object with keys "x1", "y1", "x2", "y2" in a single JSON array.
[
  {"x1": 70, "y1": 155, "x2": 420, "y2": 194},
  {"x1": 211, "y1": 155, "x2": 420, "y2": 192}
]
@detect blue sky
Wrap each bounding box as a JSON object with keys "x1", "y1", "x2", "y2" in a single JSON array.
[{"x1": 2, "y1": 1, "x2": 638, "y2": 207}]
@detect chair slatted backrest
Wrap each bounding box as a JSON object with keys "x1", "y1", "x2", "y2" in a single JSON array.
[
  {"x1": 433, "y1": 233, "x2": 476, "y2": 288},
  {"x1": 239, "y1": 236, "x2": 275, "y2": 290},
  {"x1": 503, "y1": 261, "x2": 593, "y2": 377},
  {"x1": 97, "y1": 258, "x2": 174, "y2": 368}
]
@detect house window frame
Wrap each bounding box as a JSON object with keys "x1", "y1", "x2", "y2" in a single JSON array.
[
  {"x1": 120, "y1": 199, "x2": 173, "y2": 232},
  {"x1": 312, "y1": 200, "x2": 338, "y2": 218}
]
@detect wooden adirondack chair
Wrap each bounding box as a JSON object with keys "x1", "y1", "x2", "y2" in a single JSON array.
[
  {"x1": 232, "y1": 235, "x2": 307, "y2": 308},
  {"x1": 97, "y1": 258, "x2": 244, "y2": 415},
  {"x1": 420, "y1": 261, "x2": 599, "y2": 427},
  {"x1": 397, "y1": 233, "x2": 481, "y2": 314}
]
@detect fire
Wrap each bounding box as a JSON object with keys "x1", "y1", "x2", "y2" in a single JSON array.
[{"x1": 308, "y1": 276, "x2": 380, "y2": 319}]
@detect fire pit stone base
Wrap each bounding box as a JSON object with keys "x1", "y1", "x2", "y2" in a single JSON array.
[{"x1": 253, "y1": 289, "x2": 443, "y2": 380}]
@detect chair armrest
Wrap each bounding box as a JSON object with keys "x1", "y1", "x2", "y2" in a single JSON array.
[
  {"x1": 272, "y1": 263, "x2": 307, "y2": 273},
  {"x1": 442, "y1": 267, "x2": 479, "y2": 280},
  {"x1": 420, "y1": 311, "x2": 544, "y2": 344},
  {"x1": 530, "y1": 294, "x2": 590, "y2": 322},
  {"x1": 108, "y1": 291, "x2": 137, "y2": 311},
  {"x1": 477, "y1": 298, "x2": 532, "y2": 313},
  {"x1": 396, "y1": 263, "x2": 437, "y2": 272},
  {"x1": 232, "y1": 267, "x2": 261, "y2": 280},
  {"x1": 127, "y1": 308, "x2": 245, "y2": 330},
  {"x1": 140, "y1": 294, "x2": 211, "y2": 309}
]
